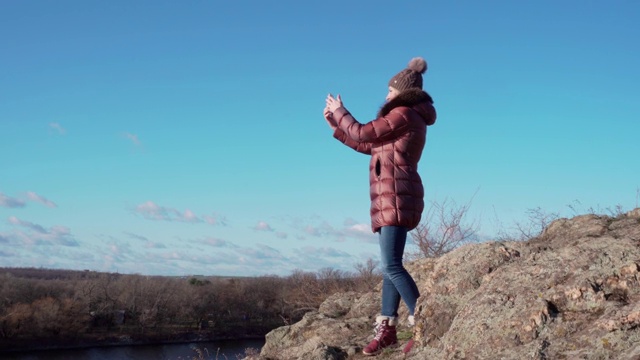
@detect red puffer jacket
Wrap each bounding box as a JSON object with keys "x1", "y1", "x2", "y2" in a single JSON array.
[{"x1": 330, "y1": 89, "x2": 436, "y2": 233}]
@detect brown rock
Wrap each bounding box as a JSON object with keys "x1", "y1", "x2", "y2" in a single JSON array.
[{"x1": 258, "y1": 209, "x2": 640, "y2": 360}]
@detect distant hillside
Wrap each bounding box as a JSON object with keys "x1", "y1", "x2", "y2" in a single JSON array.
[
  {"x1": 0, "y1": 267, "x2": 253, "y2": 281},
  {"x1": 0, "y1": 267, "x2": 104, "y2": 280},
  {"x1": 256, "y1": 208, "x2": 640, "y2": 359}
]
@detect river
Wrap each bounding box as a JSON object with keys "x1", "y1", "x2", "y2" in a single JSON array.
[{"x1": 1, "y1": 338, "x2": 265, "y2": 360}]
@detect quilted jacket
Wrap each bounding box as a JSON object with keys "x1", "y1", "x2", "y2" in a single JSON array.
[{"x1": 330, "y1": 89, "x2": 436, "y2": 233}]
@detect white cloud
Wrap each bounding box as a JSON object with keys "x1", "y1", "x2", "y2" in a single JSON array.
[
  {"x1": 203, "y1": 213, "x2": 227, "y2": 226},
  {"x1": 124, "y1": 232, "x2": 149, "y2": 241},
  {"x1": 182, "y1": 209, "x2": 200, "y2": 223},
  {"x1": 302, "y1": 221, "x2": 344, "y2": 240},
  {"x1": 9, "y1": 216, "x2": 47, "y2": 233},
  {"x1": 49, "y1": 122, "x2": 66, "y2": 135},
  {"x1": 123, "y1": 232, "x2": 165, "y2": 249},
  {"x1": 0, "y1": 214, "x2": 378, "y2": 276},
  {"x1": 144, "y1": 241, "x2": 167, "y2": 249},
  {"x1": 253, "y1": 221, "x2": 274, "y2": 232},
  {"x1": 133, "y1": 201, "x2": 225, "y2": 226},
  {"x1": 287, "y1": 245, "x2": 357, "y2": 273},
  {"x1": 7, "y1": 216, "x2": 79, "y2": 247},
  {"x1": 235, "y1": 244, "x2": 286, "y2": 263},
  {"x1": 347, "y1": 223, "x2": 370, "y2": 234},
  {"x1": 0, "y1": 193, "x2": 25, "y2": 208},
  {"x1": 66, "y1": 251, "x2": 97, "y2": 262},
  {"x1": 26, "y1": 191, "x2": 57, "y2": 208},
  {"x1": 134, "y1": 201, "x2": 174, "y2": 221},
  {"x1": 124, "y1": 132, "x2": 141, "y2": 146},
  {"x1": 196, "y1": 237, "x2": 228, "y2": 247},
  {"x1": 296, "y1": 246, "x2": 351, "y2": 258},
  {"x1": 303, "y1": 225, "x2": 321, "y2": 237},
  {"x1": 345, "y1": 223, "x2": 378, "y2": 243},
  {"x1": 134, "y1": 201, "x2": 201, "y2": 222},
  {"x1": 343, "y1": 218, "x2": 358, "y2": 226},
  {"x1": 291, "y1": 216, "x2": 377, "y2": 243},
  {"x1": 0, "y1": 191, "x2": 57, "y2": 209}
]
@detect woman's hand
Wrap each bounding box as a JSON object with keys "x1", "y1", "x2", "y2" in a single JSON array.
[
  {"x1": 323, "y1": 106, "x2": 337, "y2": 129},
  {"x1": 323, "y1": 106, "x2": 333, "y2": 119},
  {"x1": 326, "y1": 94, "x2": 343, "y2": 113}
]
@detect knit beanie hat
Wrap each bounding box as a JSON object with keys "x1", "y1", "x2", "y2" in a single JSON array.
[{"x1": 388, "y1": 57, "x2": 428, "y2": 91}]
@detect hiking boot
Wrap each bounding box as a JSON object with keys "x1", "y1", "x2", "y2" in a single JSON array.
[
  {"x1": 362, "y1": 316, "x2": 398, "y2": 356},
  {"x1": 402, "y1": 315, "x2": 417, "y2": 355}
]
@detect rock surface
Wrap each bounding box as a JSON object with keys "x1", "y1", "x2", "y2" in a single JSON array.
[{"x1": 257, "y1": 210, "x2": 640, "y2": 359}]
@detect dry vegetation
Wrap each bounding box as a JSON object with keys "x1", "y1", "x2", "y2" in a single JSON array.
[
  {"x1": 410, "y1": 196, "x2": 480, "y2": 259},
  {"x1": 0, "y1": 263, "x2": 382, "y2": 352}
]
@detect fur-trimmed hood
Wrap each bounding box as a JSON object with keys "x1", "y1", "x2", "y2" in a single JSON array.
[{"x1": 378, "y1": 88, "x2": 436, "y2": 125}]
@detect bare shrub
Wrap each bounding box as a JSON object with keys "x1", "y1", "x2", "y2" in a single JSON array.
[
  {"x1": 31, "y1": 297, "x2": 65, "y2": 337},
  {"x1": 567, "y1": 200, "x2": 626, "y2": 218},
  {"x1": 285, "y1": 269, "x2": 326, "y2": 315},
  {"x1": 1, "y1": 303, "x2": 32, "y2": 339},
  {"x1": 495, "y1": 207, "x2": 560, "y2": 242},
  {"x1": 284, "y1": 267, "x2": 362, "y2": 319},
  {"x1": 353, "y1": 258, "x2": 382, "y2": 291},
  {"x1": 497, "y1": 189, "x2": 640, "y2": 243},
  {"x1": 410, "y1": 196, "x2": 480, "y2": 258},
  {"x1": 317, "y1": 267, "x2": 350, "y2": 294}
]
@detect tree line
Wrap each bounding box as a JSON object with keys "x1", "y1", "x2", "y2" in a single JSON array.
[{"x1": 0, "y1": 261, "x2": 381, "y2": 352}]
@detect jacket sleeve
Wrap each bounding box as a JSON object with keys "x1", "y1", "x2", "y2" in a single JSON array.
[
  {"x1": 333, "y1": 128, "x2": 372, "y2": 154},
  {"x1": 332, "y1": 106, "x2": 411, "y2": 143},
  {"x1": 325, "y1": 111, "x2": 372, "y2": 154}
]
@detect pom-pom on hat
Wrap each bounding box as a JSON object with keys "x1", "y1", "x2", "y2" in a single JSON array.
[{"x1": 388, "y1": 57, "x2": 427, "y2": 91}]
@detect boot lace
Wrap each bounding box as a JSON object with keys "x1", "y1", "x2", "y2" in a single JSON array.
[{"x1": 372, "y1": 322, "x2": 385, "y2": 341}]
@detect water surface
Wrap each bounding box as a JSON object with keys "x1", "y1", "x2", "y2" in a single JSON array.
[{"x1": 2, "y1": 338, "x2": 264, "y2": 360}]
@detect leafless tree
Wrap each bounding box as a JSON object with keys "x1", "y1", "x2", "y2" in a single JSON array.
[
  {"x1": 353, "y1": 258, "x2": 382, "y2": 291},
  {"x1": 285, "y1": 269, "x2": 322, "y2": 314},
  {"x1": 410, "y1": 196, "x2": 479, "y2": 258},
  {"x1": 0, "y1": 302, "x2": 32, "y2": 339}
]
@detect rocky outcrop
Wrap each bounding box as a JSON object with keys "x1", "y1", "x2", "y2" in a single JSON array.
[{"x1": 257, "y1": 209, "x2": 640, "y2": 359}]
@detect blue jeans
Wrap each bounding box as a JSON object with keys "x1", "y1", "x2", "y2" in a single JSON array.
[{"x1": 379, "y1": 225, "x2": 420, "y2": 317}]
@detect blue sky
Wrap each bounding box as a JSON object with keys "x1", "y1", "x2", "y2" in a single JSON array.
[{"x1": 1, "y1": 1, "x2": 639, "y2": 276}]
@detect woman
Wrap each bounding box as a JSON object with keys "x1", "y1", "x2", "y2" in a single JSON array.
[{"x1": 323, "y1": 57, "x2": 436, "y2": 356}]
